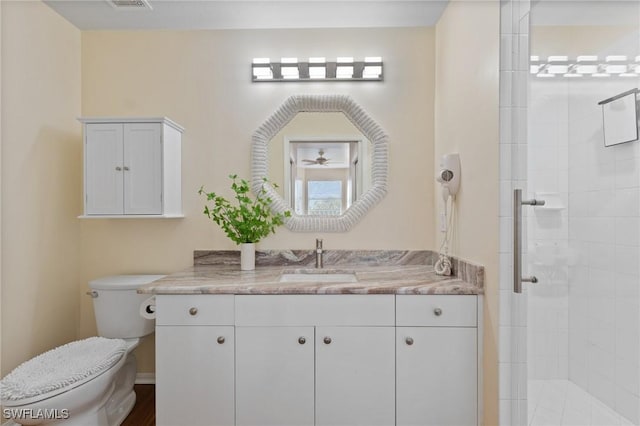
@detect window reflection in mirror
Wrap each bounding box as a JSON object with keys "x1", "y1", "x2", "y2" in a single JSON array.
[{"x1": 267, "y1": 112, "x2": 372, "y2": 216}]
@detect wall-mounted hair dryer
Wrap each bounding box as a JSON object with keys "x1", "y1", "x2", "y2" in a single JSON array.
[{"x1": 436, "y1": 153, "x2": 461, "y2": 202}]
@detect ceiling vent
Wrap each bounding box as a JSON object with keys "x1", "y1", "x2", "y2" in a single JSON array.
[{"x1": 108, "y1": 0, "x2": 152, "y2": 10}]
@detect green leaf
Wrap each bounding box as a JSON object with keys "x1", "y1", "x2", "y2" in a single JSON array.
[{"x1": 199, "y1": 175, "x2": 290, "y2": 244}]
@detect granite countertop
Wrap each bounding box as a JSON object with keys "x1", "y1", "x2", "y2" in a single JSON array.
[{"x1": 139, "y1": 250, "x2": 484, "y2": 295}]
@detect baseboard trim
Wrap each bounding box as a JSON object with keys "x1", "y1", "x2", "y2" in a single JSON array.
[{"x1": 135, "y1": 372, "x2": 156, "y2": 384}]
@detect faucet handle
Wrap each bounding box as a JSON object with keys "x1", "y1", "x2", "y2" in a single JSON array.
[{"x1": 316, "y1": 238, "x2": 323, "y2": 249}]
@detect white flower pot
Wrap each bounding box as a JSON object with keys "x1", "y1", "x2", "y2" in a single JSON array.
[{"x1": 240, "y1": 243, "x2": 256, "y2": 271}]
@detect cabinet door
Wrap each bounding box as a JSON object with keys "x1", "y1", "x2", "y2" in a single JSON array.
[
  {"x1": 236, "y1": 326, "x2": 314, "y2": 426},
  {"x1": 156, "y1": 326, "x2": 234, "y2": 426},
  {"x1": 123, "y1": 123, "x2": 162, "y2": 214},
  {"x1": 315, "y1": 326, "x2": 395, "y2": 426},
  {"x1": 85, "y1": 123, "x2": 124, "y2": 215},
  {"x1": 397, "y1": 327, "x2": 477, "y2": 426}
]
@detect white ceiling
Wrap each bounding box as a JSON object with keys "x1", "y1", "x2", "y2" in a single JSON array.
[{"x1": 43, "y1": 0, "x2": 450, "y2": 30}]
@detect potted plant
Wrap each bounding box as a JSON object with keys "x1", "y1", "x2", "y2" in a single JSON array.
[{"x1": 198, "y1": 174, "x2": 290, "y2": 270}]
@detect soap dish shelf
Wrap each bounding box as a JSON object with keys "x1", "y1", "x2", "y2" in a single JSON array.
[{"x1": 533, "y1": 192, "x2": 564, "y2": 210}]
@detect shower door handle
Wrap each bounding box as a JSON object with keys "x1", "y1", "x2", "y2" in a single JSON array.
[{"x1": 513, "y1": 189, "x2": 545, "y2": 293}]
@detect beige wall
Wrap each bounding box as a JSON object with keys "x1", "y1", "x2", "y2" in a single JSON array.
[
  {"x1": 531, "y1": 25, "x2": 638, "y2": 58},
  {"x1": 435, "y1": 2, "x2": 500, "y2": 425},
  {"x1": 1, "y1": 1, "x2": 82, "y2": 375},
  {"x1": 80, "y1": 27, "x2": 436, "y2": 372}
]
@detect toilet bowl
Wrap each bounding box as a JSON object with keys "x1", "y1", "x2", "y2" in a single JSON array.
[{"x1": 0, "y1": 275, "x2": 164, "y2": 426}]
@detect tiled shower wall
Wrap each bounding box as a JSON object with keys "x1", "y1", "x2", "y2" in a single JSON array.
[
  {"x1": 527, "y1": 80, "x2": 570, "y2": 381},
  {"x1": 499, "y1": 1, "x2": 530, "y2": 425},
  {"x1": 566, "y1": 79, "x2": 640, "y2": 424}
]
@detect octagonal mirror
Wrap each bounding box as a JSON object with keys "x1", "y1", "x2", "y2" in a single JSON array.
[{"x1": 252, "y1": 94, "x2": 388, "y2": 232}]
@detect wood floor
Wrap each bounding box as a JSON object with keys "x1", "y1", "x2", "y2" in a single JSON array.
[{"x1": 122, "y1": 384, "x2": 155, "y2": 426}]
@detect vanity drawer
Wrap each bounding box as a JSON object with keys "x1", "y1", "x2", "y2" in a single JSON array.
[
  {"x1": 396, "y1": 295, "x2": 477, "y2": 327},
  {"x1": 236, "y1": 295, "x2": 395, "y2": 326},
  {"x1": 156, "y1": 295, "x2": 234, "y2": 326}
]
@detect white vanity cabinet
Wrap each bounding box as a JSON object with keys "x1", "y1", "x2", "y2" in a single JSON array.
[
  {"x1": 315, "y1": 326, "x2": 395, "y2": 426},
  {"x1": 235, "y1": 295, "x2": 396, "y2": 426},
  {"x1": 235, "y1": 326, "x2": 315, "y2": 426},
  {"x1": 396, "y1": 295, "x2": 479, "y2": 426},
  {"x1": 154, "y1": 294, "x2": 480, "y2": 426},
  {"x1": 79, "y1": 117, "x2": 183, "y2": 217},
  {"x1": 155, "y1": 295, "x2": 235, "y2": 426}
]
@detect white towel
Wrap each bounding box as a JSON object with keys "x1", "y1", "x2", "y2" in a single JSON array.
[{"x1": 0, "y1": 336, "x2": 127, "y2": 402}]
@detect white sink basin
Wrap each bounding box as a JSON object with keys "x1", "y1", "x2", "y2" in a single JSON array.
[{"x1": 279, "y1": 271, "x2": 358, "y2": 283}]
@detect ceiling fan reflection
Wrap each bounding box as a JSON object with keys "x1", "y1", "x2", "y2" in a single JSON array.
[{"x1": 302, "y1": 149, "x2": 330, "y2": 166}]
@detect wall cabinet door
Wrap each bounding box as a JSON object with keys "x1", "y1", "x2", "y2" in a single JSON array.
[
  {"x1": 123, "y1": 123, "x2": 162, "y2": 214},
  {"x1": 85, "y1": 123, "x2": 124, "y2": 215},
  {"x1": 156, "y1": 325, "x2": 234, "y2": 426},
  {"x1": 315, "y1": 326, "x2": 396, "y2": 426},
  {"x1": 235, "y1": 326, "x2": 315, "y2": 426},
  {"x1": 396, "y1": 327, "x2": 477, "y2": 426}
]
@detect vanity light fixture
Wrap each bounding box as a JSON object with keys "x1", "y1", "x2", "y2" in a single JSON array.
[
  {"x1": 281, "y1": 57, "x2": 300, "y2": 79},
  {"x1": 530, "y1": 56, "x2": 541, "y2": 74},
  {"x1": 336, "y1": 57, "x2": 354, "y2": 79},
  {"x1": 362, "y1": 56, "x2": 383, "y2": 79},
  {"x1": 251, "y1": 56, "x2": 384, "y2": 82},
  {"x1": 605, "y1": 55, "x2": 628, "y2": 74},
  {"x1": 546, "y1": 56, "x2": 569, "y2": 75},
  {"x1": 530, "y1": 54, "x2": 640, "y2": 79},
  {"x1": 309, "y1": 57, "x2": 327, "y2": 79},
  {"x1": 575, "y1": 56, "x2": 599, "y2": 75},
  {"x1": 252, "y1": 58, "x2": 273, "y2": 80}
]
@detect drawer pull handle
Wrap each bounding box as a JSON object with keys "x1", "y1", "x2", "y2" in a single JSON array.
[
  {"x1": 217, "y1": 336, "x2": 225, "y2": 344},
  {"x1": 189, "y1": 307, "x2": 198, "y2": 316},
  {"x1": 405, "y1": 337, "x2": 414, "y2": 346},
  {"x1": 434, "y1": 308, "x2": 443, "y2": 316},
  {"x1": 323, "y1": 337, "x2": 332, "y2": 345},
  {"x1": 298, "y1": 337, "x2": 306, "y2": 345}
]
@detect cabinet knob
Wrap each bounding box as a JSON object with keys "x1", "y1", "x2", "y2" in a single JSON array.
[
  {"x1": 323, "y1": 336, "x2": 332, "y2": 345},
  {"x1": 298, "y1": 337, "x2": 306, "y2": 345},
  {"x1": 115, "y1": 166, "x2": 122, "y2": 171},
  {"x1": 217, "y1": 336, "x2": 225, "y2": 344},
  {"x1": 434, "y1": 308, "x2": 443, "y2": 316},
  {"x1": 123, "y1": 166, "x2": 130, "y2": 171},
  {"x1": 405, "y1": 337, "x2": 414, "y2": 346},
  {"x1": 188, "y1": 307, "x2": 198, "y2": 316}
]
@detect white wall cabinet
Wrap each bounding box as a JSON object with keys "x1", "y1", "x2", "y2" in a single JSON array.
[
  {"x1": 79, "y1": 117, "x2": 183, "y2": 218},
  {"x1": 155, "y1": 294, "x2": 481, "y2": 426}
]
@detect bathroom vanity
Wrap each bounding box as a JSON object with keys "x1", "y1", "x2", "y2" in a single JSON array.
[{"x1": 140, "y1": 250, "x2": 484, "y2": 426}]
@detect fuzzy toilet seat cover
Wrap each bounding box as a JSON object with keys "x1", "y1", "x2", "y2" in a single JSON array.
[{"x1": 0, "y1": 337, "x2": 127, "y2": 402}]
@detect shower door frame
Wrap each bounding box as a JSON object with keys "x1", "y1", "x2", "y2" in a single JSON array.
[{"x1": 498, "y1": 1, "x2": 532, "y2": 425}]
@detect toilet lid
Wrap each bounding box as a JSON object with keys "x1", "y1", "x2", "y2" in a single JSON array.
[{"x1": 0, "y1": 337, "x2": 127, "y2": 404}]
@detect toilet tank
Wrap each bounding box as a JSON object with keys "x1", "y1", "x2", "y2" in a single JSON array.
[{"x1": 89, "y1": 275, "x2": 165, "y2": 339}]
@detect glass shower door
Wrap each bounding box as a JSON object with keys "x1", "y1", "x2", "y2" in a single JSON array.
[{"x1": 525, "y1": 2, "x2": 640, "y2": 425}]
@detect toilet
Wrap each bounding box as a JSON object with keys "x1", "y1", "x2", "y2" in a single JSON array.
[{"x1": 0, "y1": 275, "x2": 164, "y2": 426}]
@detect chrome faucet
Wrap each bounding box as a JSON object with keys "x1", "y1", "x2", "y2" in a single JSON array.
[{"x1": 315, "y1": 239, "x2": 323, "y2": 269}]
